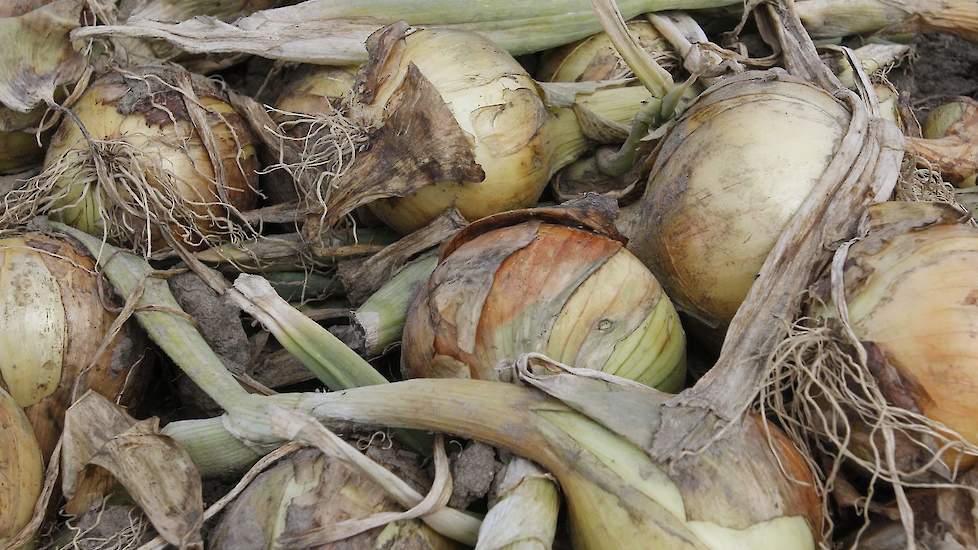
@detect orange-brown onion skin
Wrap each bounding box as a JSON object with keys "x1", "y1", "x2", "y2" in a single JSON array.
[
  {"x1": 402, "y1": 221, "x2": 686, "y2": 390},
  {"x1": 0, "y1": 233, "x2": 149, "y2": 461},
  {"x1": 619, "y1": 74, "x2": 851, "y2": 328},
  {"x1": 836, "y1": 204, "x2": 978, "y2": 465},
  {"x1": 43, "y1": 68, "x2": 259, "y2": 250}
]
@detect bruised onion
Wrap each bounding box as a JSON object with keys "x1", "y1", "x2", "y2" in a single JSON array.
[
  {"x1": 538, "y1": 20, "x2": 676, "y2": 82},
  {"x1": 0, "y1": 385, "x2": 42, "y2": 547},
  {"x1": 619, "y1": 72, "x2": 851, "y2": 328},
  {"x1": 403, "y1": 201, "x2": 686, "y2": 390},
  {"x1": 40, "y1": 66, "x2": 259, "y2": 251},
  {"x1": 0, "y1": 233, "x2": 148, "y2": 460},
  {"x1": 211, "y1": 447, "x2": 458, "y2": 550}
]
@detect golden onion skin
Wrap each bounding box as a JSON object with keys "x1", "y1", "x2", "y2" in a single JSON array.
[
  {"x1": 835, "y1": 202, "x2": 978, "y2": 464},
  {"x1": 0, "y1": 233, "x2": 148, "y2": 461},
  {"x1": 360, "y1": 28, "x2": 555, "y2": 234},
  {"x1": 43, "y1": 68, "x2": 259, "y2": 249},
  {"x1": 403, "y1": 208, "x2": 686, "y2": 390},
  {"x1": 620, "y1": 74, "x2": 851, "y2": 327},
  {"x1": 538, "y1": 20, "x2": 674, "y2": 82},
  {"x1": 211, "y1": 448, "x2": 459, "y2": 550},
  {"x1": 0, "y1": 386, "x2": 43, "y2": 546}
]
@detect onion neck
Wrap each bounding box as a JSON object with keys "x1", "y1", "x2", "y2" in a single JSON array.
[
  {"x1": 796, "y1": 0, "x2": 978, "y2": 42},
  {"x1": 549, "y1": 87, "x2": 659, "y2": 175}
]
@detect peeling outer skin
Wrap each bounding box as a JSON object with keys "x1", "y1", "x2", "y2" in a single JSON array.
[{"x1": 0, "y1": 232, "x2": 149, "y2": 463}]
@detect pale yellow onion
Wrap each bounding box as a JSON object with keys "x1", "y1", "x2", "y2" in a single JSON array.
[
  {"x1": 0, "y1": 385, "x2": 43, "y2": 547},
  {"x1": 211, "y1": 448, "x2": 459, "y2": 549},
  {"x1": 0, "y1": 233, "x2": 148, "y2": 461},
  {"x1": 354, "y1": 28, "x2": 650, "y2": 233},
  {"x1": 827, "y1": 201, "x2": 978, "y2": 465},
  {"x1": 619, "y1": 73, "x2": 851, "y2": 327},
  {"x1": 403, "y1": 204, "x2": 686, "y2": 390},
  {"x1": 43, "y1": 67, "x2": 259, "y2": 250},
  {"x1": 538, "y1": 20, "x2": 675, "y2": 82}
]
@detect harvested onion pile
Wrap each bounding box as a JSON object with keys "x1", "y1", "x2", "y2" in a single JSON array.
[{"x1": 3, "y1": 0, "x2": 978, "y2": 549}]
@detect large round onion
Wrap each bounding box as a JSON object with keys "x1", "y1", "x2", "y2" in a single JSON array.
[
  {"x1": 211, "y1": 448, "x2": 458, "y2": 549},
  {"x1": 0, "y1": 385, "x2": 42, "y2": 547},
  {"x1": 826, "y1": 201, "x2": 978, "y2": 465},
  {"x1": 403, "y1": 202, "x2": 686, "y2": 390},
  {"x1": 357, "y1": 28, "x2": 555, "y2": 233},
  {"x1": 0, "y1": 233, "x2": 148, "y2": 460},
  {"x1": 620, "y1": 73, "x2": 851, "y2": 327},
  {"x1": 43, "y1": 66, "x2": 259, "y2": 250}
]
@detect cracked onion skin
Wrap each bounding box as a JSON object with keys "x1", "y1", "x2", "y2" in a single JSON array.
[
  {"x1": 619, "y1": 72, "x2": 851, "y2": 329},
  {"x1": 0, "y1": 385, "x2": 42, "y2": 547},
  {"x1": 0, "y1": 233, "x2": 148, "y2": 461},
  {"x1": 402, "y1": 203, "x2": 687, "y2": 390}
]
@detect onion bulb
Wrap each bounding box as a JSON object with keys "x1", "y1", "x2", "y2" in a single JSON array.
[
  {"x1": 619, "y1": 72, "x2": 851, "y2": 328},
  {"x1": 0, "y1": 233, "x2": 148, "y2": 460},
  {"x1": 42, "y1": 66, "x2": 260, "y2": 251},
  {"x1": 0, "y1": 385, "x2": 42, "y2": 547},
  {"x1": 339, "y1": 25, "x2": 650, "y2": 234},
  {"x1": 538, "y1": 20, "x2": 676, "y2": 82},
  {"x1": 211, "y1": 447, "x2": 458, "y2": 550},
  {"x1": 403, "y1": 201, "x2": 686, "y2": 390},
  {"x1": 275, "y1": 65, "x2": 358, "y2": 115},
  {"x1": 823, "y1": 201, "x2": 978, "y2": 465},
  {"x1": 0, "y1": 127, "x2": 43, "y2": 174}
]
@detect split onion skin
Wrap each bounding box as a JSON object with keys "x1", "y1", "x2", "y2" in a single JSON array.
[
  {"x1": 620, "y1": 74, "x2": 851, "y2": 328},
  {"x1": 0, "y1": 233, "x2": 148, "y2": 461},
  {"x1": 403, "y1": 206, "x2": 687, "y2": 390},
  {"x1": 43, "y1": 68, "x2": 259, "y2": 248}
]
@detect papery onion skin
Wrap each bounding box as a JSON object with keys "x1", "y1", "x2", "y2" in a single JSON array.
[
  {"x1": 0, "y1": 386, "x2": 43, "y2": 546},
  {"x1": 43, "y1": 67, "x2": 259, "y2": 249},
  {"x1": 0, "y1": 233, "x2": 148, "y2": 461},
  {"x1": 403, "y1": 209, "x2": 686, "y2": 390},
  {"x1": 830, "y1": 202, "x2": 978, "y2": 464},
  {"x1": 538, "y1": 20, "x2": 674, "y2": 82},
  {"x1": 210, "y1": 448, "x2": 459, "y2": 550},
  {"x1": 619, "y1": 73, "x2": 851, "y2": 327}
]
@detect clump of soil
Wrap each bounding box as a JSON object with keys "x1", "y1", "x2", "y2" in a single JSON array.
[{"x1": 893, "y1": 33, "x2": 978, "y2": 112}]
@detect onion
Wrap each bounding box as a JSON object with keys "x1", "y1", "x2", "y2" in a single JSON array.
[
  {"x1": 316, "y1": 25, "x2": 651, "y2": 234},
  {"x1": 0, "y1": 127, "x2": 43, "y2": 174},
  {"x1": 211, "y1": 448, "x2": 457, "y2": 549},
  {"x1": 538, "y1": 20, "x2": 676, "y2": 82},
  {"x1": 0, "y1": 385, "x2": 42, "y2": 547},
  {"x1": 0, "y1": 232, "x2": 148, "y2": 460},
  {"x1": 618, "y1": 72, "x2": 851, "y2": 328},
  {"x1": 822, "y1": 201, "x2": 978, "y2": 465},
  {"x1": 905, "y1": 97, "x2": 978, "y2": 187},
  {"x1": 403, "y1": 201, "x2": 686, "y2": 390},
  {"x1": 40, "y1": 66, "x2": 259, "y2": 252},
  {"x1": 275, "y1": 65, "x2": 358, "y2": 114}
]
